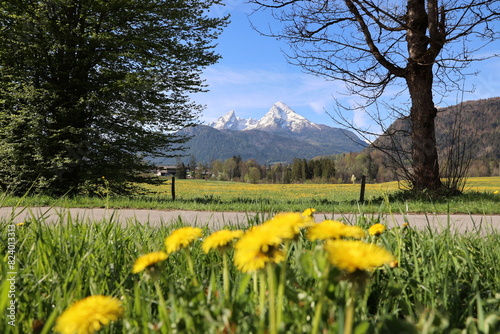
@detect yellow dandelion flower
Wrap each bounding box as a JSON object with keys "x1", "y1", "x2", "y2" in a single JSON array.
[
  {"x1": 302, "y1": 208, "x2": 316, "y2": 217},
  {"x1": 234, "y1": 224, "x2": 285, "y2": 273},
  {"x1": 307, "y1": 220, "x2": 366, "y2": 241},
  {"x1": 202, "y1": 229, "x2": 244, "y2": 253},
  {"x1": 307, "y1": 220, "x2": 345, "y2": 241},
  {"x1": 164, "y1": 227, "x2": 203, "y2": 254},
  {"x1": 54, "y1": 295, "x2": 123, "y2": 334},
  {"x1": 342, "y1": 225, "x2": 367, "y2": 239},
  {"x1": 132, "y1": 251, "x2": 168, "y2": 273},
  {"x1": 16, "y1": 222, "x2": 25, "y2": 227},
  {"x1": 263, "y1": 212, "x2": 313, "y2": 240},
  {"x1": 494, "y1": 190, "x2": 499, "y2": 194},
  {"x1": 324, "y1": 240, "x2": 394, "y2": 273},
  {"x1": 368, "y1": 223, "x2": 386, "y2": 236}
]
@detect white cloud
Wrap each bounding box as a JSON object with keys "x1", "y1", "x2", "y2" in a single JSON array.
[
  {"x1": 352, "y1": 109, "x2": 370, "y2": 128},
  {"x1": 208, "y1": 0, "x2": 250, "y2": 18},
  {"x1": 466, "y1": 61, "x2": 500, "y2": 100},
  {"x1": 196, "y1": 55, "x2": 500, "y2": 126},
  {"x1": 196, "y1": 65, "x2": 347, "y2": 123},
  {"x1": 308, "y1": 101, "x2": 326, "y2": 114}
]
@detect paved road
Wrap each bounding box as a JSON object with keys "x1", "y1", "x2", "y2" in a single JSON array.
[{"x1": 1, "y1": 206, "x2": 499, "y2": 234}]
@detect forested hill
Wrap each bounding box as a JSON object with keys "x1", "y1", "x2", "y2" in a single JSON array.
[
  {"x1": 435, "y1": 97, "x2": 500, "y2": 159},
  {"x1": 157, "y1": 124, "x2": 366, "y2": 165},
  {"x1": 372, "y1": 96, "x2": 500, "y2": 160}
]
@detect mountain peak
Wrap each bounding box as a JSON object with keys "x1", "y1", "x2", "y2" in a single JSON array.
[
  {"x1": 208, "y1": 110, "x2": 254, "y2": 130},
  {"x1": 245, "y1": 102, "x2": 321, "y2": 133},
  {"x1": 273, "y1": 101, "x2": 294, "y2": 113}
]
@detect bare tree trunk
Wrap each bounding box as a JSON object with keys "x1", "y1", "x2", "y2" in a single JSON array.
[
  {"x1": 406, "y1": 64, "x2": 443, "y2": 191},
  {"x1": 407, "y1": 65, "x2": 442, "y2": 190},
  {"x1": 405, "y1": 0, "x2": 443, "y2": 192}
]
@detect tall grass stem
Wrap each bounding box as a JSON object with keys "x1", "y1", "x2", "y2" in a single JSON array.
[{"x1": 267, "y1": 263, "x2": 277, "y2": 334}]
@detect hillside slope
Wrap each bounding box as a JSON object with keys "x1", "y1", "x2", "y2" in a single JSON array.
[
  {"x1": 157, "y1": 125, "x2": 366, "y2": 165},
  {"x1": 372, "y1": 97, "x2": 500, "y2": 160}
]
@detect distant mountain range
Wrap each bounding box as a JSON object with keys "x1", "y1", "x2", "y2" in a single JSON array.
[
  {"x1": 208, "y1": 101, "x2": 323, "y2": 133},
  {"x1": 157, "y1": 102, "x2": 367, "y2": 165}
]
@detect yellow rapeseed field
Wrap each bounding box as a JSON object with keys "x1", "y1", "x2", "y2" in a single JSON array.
[
  {"x1": 145, "y1": 179, "x2": 399, "y2": 202},
  {"x1": 463, "y1": 176, "x2": 500, "y2": 192},
  {"x1": 143, "y1": 177, "x2": 500, "y2": 202}
]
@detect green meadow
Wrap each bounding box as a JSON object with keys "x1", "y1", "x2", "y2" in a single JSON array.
[
  {"x1": 1, "y1": 177, "x2": 500, "y2": 214},
  {"x1": 1, "y1": 210, "x2": 499, "y2": 333},
  {"x1": 1, "y1": 177, "x2": 499, "y2": 333}
]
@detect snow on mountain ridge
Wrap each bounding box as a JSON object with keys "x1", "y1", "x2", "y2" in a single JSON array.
[
  {"x1": 208, "y1": 110, "x2": 257, "y2": 130},
  {"x1": 246, "y1": 101, "x2": 321, "y2": 132},
  {"x1": 207, "y1": 102, "x2": 321, "y2": 133}
]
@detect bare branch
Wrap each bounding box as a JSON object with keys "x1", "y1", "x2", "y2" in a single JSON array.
[
  {"x1": 354, "y1": 0, "x2": 406, "y2": 32},
  {"x1": 345, "y1": 0, "x2": 406, "y2": 77}
]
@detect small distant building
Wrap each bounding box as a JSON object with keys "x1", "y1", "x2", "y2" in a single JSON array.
[{"x1": 155, "y1": 165, "x2": 181, "y2": 177}]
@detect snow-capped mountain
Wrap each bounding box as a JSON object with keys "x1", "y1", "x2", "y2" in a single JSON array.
[
  {"x1": 207, "y1": 102, "x2": 320, "y2": 133},
  {"x1": 156, "y1": 101, "x2": 367, "y2": 165},
  {"x1": 208, "y1": 110, "x2": 257, "y2": 130},
  {"x1": 246, "y1": 102, "x2": 321, "y2": 133}
]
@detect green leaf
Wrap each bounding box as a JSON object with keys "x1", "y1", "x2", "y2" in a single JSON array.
[
  {"x1": 354, "y1": 321, "x2": 374, "y2": 334},
  {"x1": 377, "y1": 315, "x2": 418, "y2": 334},
  {"x1": 236, "y1": 273, "x2": 252, "y2": 299}
]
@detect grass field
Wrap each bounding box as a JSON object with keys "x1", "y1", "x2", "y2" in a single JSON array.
[
  {"x1": 2, "y1": 177, "x2": 499, "y2": 214},
  {"x1": 1, "y1": 178, "x2": 499, "y2": 333},
  {"x1": 1, "y1": 209, "x2": 499, "y2": 333}
]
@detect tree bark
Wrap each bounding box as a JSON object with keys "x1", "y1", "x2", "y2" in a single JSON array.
[
  {"x1": 405, "y1": 0, "x2": 443, "y2": 191},
  {"x1": 406, "y1": 63, "x2": 442, "y2": 191}
]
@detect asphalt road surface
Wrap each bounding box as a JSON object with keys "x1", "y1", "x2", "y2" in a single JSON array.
[{"x1": 1, "y1": 206, "x2": 499, "y2": 234}]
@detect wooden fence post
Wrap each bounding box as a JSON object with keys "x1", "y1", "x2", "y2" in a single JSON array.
[
  {"x1": 359, "y1": 175, "x2": 366, "y2": 203},
  {"x1": 171, "y1": 176, "x2": 176, "y2": 201}
]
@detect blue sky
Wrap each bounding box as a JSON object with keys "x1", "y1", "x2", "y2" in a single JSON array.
[{"x1": 195, "y1": 1, "x2": 500, "y2": 132}]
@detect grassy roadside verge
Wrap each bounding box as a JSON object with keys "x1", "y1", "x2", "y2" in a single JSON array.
[{"x1": 1, "y1": 210, "x2": 499, "y2": 333}]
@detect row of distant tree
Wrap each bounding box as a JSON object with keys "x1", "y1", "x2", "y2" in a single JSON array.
[{"x1": 174, "y1": 153, "x2": 500, "y2": 184}]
